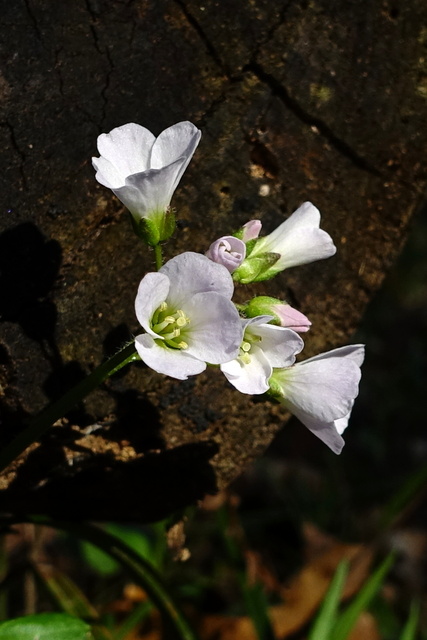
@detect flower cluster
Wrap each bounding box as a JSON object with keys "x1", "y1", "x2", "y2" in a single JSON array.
[{"x1": 94, "y1": 122, "x2": 364, "y2": 454}]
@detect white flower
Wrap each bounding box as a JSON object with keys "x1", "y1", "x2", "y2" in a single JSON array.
[
  {"x1": 220, "y1": 317, "x2": 304, "y2": 394},
  {"x1": 269, "y1": 345, "x2": 365, "y2": 454},
  {"x1": 233, "y1": 202, "x2": 336, "y2": 283},
  {"x1": 205, "y1": 236, "x2": 246, "y2": 272},
  {"x1": 134, "y1": 252, "x2": 243, "y2": 380},
  {"x1": 92, "y1": 121, "x2": 201, "y2": 244}
]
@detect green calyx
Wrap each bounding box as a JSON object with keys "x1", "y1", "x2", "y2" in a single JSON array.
[
  {"x1": 243, "y1": 296, "x2": 286, "y2": 325},
  {"x1": 232, "y1": 252, "x2": 280, "y2": 284},
  {"x1": 131, "y1": 208, "x2": 176, "y2": 246}
]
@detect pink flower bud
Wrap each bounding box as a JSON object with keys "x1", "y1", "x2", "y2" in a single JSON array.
[
  {"x1": 241, "y1": 220, "x2": 262, "y2": 242},
  {"x1": 205, "y1": 236, "x2": 246, "y2": 273},
  {"x1": 272, "y1": 304, "x2": 311, "y2": 332}
]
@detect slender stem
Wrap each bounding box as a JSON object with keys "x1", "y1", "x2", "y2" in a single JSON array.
[
  {"x1": 154, "y1": 244, "x2": 163, "y2": 270},
  {"x1": 0, "y1": 342, "x2": 139, "y2": 474}
]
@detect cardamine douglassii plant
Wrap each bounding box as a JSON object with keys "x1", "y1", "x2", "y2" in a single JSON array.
[{"x1": 0, "y1": 120, "x2": 364, "y2": 474}]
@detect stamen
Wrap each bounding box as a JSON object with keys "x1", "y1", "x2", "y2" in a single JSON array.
[
  {"x1": 177, "y1": 341, "x2": 188, "y2": 349},
  {"x1": 241, "y1": 341, "x2": 251, "y2": 352},
  {"x1": 163, "y1": 328, "x2": 180, "y2": 340}
]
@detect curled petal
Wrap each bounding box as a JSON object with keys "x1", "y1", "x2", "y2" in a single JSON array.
[
  {"x1": 206, "y1": 236, "x2": 246, "y2": 272},
  {"x1": 248, "y1": 323, "x2": 304, "y2": 368}
]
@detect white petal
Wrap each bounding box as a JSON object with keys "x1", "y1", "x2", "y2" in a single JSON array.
[
  {"x1": 135, "y1": 272, "x2": 170, "y2": 335},
  {"x1": 277, "y1": 347, "x2": 363, "y2": 424},
  {"x1": 278, "y1": 201, "x2": 321, "y2": 233},
  {"x1": 249, "y1": 324, "x2": 304, "y2": 367},
  {"x1": 113, "y1": 159, "x2": 184, "y2": 219},
  {"x1": 92, "y1": 156, "x2": 125, "y2": 189},
  {"x1": 96, "y1": 123, "x2": 155, "y2": 180},
  {"x1": 160, "y1": 252, "x2": 235, "y2": 309},
  {"x1": 182, "y1": 292, "x2": 243, "y2": 363},
  {"x1": 335, "y1": 411, "x2": 351, "y2": 435},
  {"x1": 272, "y1": 227, "x2": 336, "y2": 270},
  {"x1": 252, "y1": 201, "x2": 336, "y2": 269},
  {"x1": 304, "y1": 345, "x2": 365, "y2": 368},
  {"x1": 150, "y1": 121, "x2": 201, "y2": 171},
  {"x1": 135, "y1": 334, "x2": 206, "y2": 380},
  {"x1": 221, "y1": 345, "x2": 272, "y2": 394}
]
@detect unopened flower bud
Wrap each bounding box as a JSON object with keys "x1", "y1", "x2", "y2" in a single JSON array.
[
  {"x1": 243, "y1": 296, "x2": 311, "y2": 332},
  {"x1": 206, "y1": 236, "x2": 246, "y2": 273}
]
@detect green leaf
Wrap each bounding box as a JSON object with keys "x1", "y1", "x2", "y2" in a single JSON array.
[
  {"x1": 0, "y1": 613, "x2": 92, "y2": 640},
  {"x1": 400, "y1": 600, "x2": 420, "y2": 640},
  {"x1": 308, "y1": 560, "x2": 349, "y2": 640},
  {"x1": 330, "y1": 552, "x2": 395, "y2": 640}
]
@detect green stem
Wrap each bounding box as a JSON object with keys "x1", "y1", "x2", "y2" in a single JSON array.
[
  {"x1": 0, "y1": 342, "x2": 139, "y2": 474},
  {"x1": 154, "y1": 244, "x2": 163, "y2": 270},
  {"x1": 1, "y1": 516, "x2": 199, "y2": 640}
]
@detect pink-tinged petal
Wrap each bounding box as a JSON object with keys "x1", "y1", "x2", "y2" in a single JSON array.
[
  {"x1": 183, "y1": 292, "x2": 243, "y2": 363},
  {"x1": 221, "y1": 345, "x2": 272, "y2": 394},
  {"x1": 206, "y1": 236, "x2": 246, "y2": 272},
  {"x1": 92, "y1": 156, "x2": 125, "y2": 190},
  {"x1": 160, "y1": 252, "x2": 235, "y2": 309},
  {"x1": 150, "y1": 121, "x2": 201, "y2": 173},
  {"x1": 135, "y1": 334, "x2": 206, "y2": 380},
  {"x1": 96, "y1": 123, "x2": 155, "y2": 180},
  {"x1": 241, "y1": 220, "x2": 262, "y2": 241},
  {"x1": 135, "y1": 272, "x2": 170, "y2": 335},
  {"x1": 114, "y1": 158, "x2": 184, "y2": 219},
  {"x1": 272, "y1": 304, "x2": 311, "y2": 332},
  {"x1": 249, "y1": 324, "x2": 304, "y2": 368}
]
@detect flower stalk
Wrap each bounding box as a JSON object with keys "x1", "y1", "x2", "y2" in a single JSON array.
[{"x1": 0, "y1": 342, "x2": 139, "y2": 474}]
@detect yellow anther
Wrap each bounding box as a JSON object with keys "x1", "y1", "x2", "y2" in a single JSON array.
[
  {"x1": 158, "y1": 301, "x2": 168, "y2": 312},
  {"x1": 241, "y1": 341, "x2": 251, "y2": 352},
  {"x1": 163, "y1": 328, "x2": 180, "y2": 340},
  {"x1": 176, "y1": 316, "x2": 187, "y2": 327},
  {"x1": 240, "y1": 353, "x2": 251, "y2": 365},
  {"x1": 177, "y1": 341, "x2": 188, "y2": 349}
]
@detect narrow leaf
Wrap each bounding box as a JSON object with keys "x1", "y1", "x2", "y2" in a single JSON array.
[
  {"x1": 330, "y1": 553, "x2": 395, "y2": 640},
  {"x1": 400, "y1": 601, "x2": 420, "y2": 640},
  {"x1": 308, "y1": 560, "x2": 349, "y2": 640}
]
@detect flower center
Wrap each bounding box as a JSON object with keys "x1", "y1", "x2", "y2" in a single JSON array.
[
  {"x1": 151, "y1": 301, "x2": 191, "y2": 350},
  {"x1": 238, "y1": 330, "x2": 262, "y2": 365}
]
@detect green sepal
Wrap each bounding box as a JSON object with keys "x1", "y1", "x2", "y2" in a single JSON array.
[
  {"x1": 233, "y1": 252, "x2": 280, "y2": 284},
  {"x1": 159, "y1": 208, "x2": 176, "y2": 242},
  {"x1": 244, "y1": 238, "x2": 258, "y2": 257},
  {"x1": 243, "y1": 296, "x2": 287, "y2": 325},
  {"x1": 130, "y1": 209, "x2": 176, "y2": 246},
  {"x1": 267, "y1": 374, "x2": 285, "y2": 401}
]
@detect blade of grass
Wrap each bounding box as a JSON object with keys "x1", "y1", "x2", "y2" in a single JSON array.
[
  {"x1": 400, "y1": 600, "x2": 420, "y2": 640},
  {"x1": 114, "y1": 601, "x2": 152, "y2": 640},
  {"x1": 330, "y1": 552, "x2": 395, "y2": 640},
  {"x1": 308, "y1": 560, "x2": 349, "y2": 640}
]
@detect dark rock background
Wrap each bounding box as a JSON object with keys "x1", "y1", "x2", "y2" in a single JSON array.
[{"x1": 0, "y1": 0, "x2": 426, "y2": 520}]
